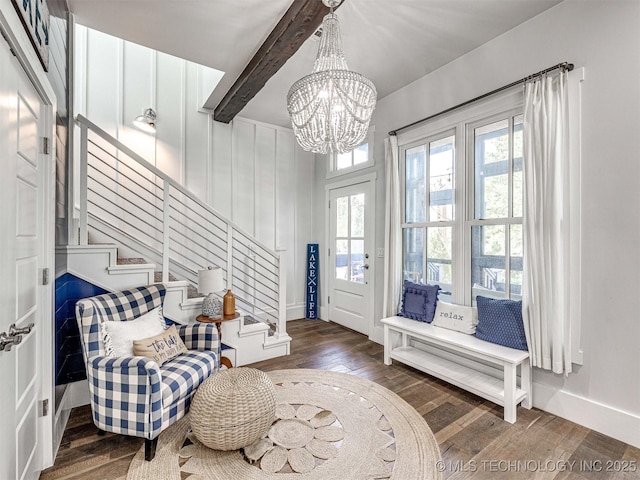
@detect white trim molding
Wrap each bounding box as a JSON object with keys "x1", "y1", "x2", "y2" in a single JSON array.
[{"x1": 533, "y1": 381, "x2": 640, "y2": 449}]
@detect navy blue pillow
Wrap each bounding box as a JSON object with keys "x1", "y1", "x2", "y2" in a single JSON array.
[
  {"x1": 474, "y1": 296, "x2": 528, "y2": 351},
  {"x1": 400, "y1": 280, "x2": 440, "y2": 323}
]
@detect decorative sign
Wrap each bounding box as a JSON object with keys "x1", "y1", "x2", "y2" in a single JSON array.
[
  {"x1": 12, "y1": 0, "x2": 50, "y2": 71},
  {"x1": 305, "y1": 244, "x2": 319, "y2": 319}
]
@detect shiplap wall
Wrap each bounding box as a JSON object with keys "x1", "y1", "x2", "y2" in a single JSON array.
[
  {"x1": 74, "y1": 26, "x2": 315, "y2": 317},
  {"x1": 48, "y1": 3, "x2": 69, "y2": 247}
]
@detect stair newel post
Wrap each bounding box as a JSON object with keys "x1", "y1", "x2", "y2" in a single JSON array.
[
  {"x1": 277, "y1": 249, "x2": 287, "y2": 340},
  {"x1": 226, "y1": 225, "x2": 233, "y2": 291},
  {"x1": 162, "y1": 180, "x2": 171, "y2": 284},
  {"x1": 79, "y1": 123, "x2": 89, "y2": 246}
]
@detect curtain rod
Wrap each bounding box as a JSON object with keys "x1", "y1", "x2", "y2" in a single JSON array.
[{"x1": 388, "y1": 61, "x2": 574, "y2": 136}]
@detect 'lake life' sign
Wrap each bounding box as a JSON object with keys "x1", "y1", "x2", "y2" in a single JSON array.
[
  {"x1": 12, "y1": 0, "x2": 50, "y2": 71},
  {"x1": 306, "y1": 244, "x2": 319, "y2": 319}
]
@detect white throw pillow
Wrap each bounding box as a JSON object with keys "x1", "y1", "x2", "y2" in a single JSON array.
[
  {"x1": 432, "y1": 302, "x2": 478, "y2": 334},
  {"x1": 102, "y1": 306, "x2": 167, "y2": 357}
]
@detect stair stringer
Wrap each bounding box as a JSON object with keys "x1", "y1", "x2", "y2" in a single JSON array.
[{"x1": 58, "y1": 244, "x2": 197, "y2": 325}]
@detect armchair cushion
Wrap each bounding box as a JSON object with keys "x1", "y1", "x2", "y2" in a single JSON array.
[
  {"x1": 160, "y1": 350, "x2": 218, "y2": 407},
  {"x1": 178, "y1": 323, "x2": 220, "y2": 351},
  {"x1": 103, "y1": 306, "x2": 167, "y2": 357}
]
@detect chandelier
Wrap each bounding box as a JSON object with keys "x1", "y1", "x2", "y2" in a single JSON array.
[{"x1": 287, "y1": 0, "x2": 377, "y2": 155}]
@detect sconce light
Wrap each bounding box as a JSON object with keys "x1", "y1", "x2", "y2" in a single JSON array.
[{"x1": 133, "y1": 108, "x2": 156, "y2": 133}]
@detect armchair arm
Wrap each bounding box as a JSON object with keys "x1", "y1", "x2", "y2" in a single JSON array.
[
  {"x1": 177, "y1": 323, "x2": 220, "y2": 351},
  {"x1": 87, "y1": 355, "x2": 163, "y2": 439}
]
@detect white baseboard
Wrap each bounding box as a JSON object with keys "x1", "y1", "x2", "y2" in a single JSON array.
[
  {"x1": 533, "y1": 382, "x2": 640, "y2": 449},
  {"x1": 286, "y1": 304, "x2": 305, "y2": 320},
  {"x1": 67, "y1": 380, "x2": 90, "y2": 409}
]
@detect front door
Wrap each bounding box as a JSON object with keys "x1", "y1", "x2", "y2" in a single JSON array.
[
  {"x1": 328, "y1": 181, "x2": 374, "y2": 336},
  {"x1": 0, "y1": 37, "x2": 48, "y2": 480}
]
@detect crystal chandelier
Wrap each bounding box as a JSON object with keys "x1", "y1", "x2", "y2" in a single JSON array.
[{"x1": 287, "y1": 0, "x2": 377, "y2": 155}]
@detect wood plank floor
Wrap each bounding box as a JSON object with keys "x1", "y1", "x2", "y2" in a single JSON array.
[{"x1": 41, "y1": 319, "x2": 640, "y2": 479}]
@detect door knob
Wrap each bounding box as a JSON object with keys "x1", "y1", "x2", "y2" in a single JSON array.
[
  {"x1": 9, "y1": 322, "x2": 34, "y2": 337},
  {"x1": 363, "y1": 264, "x2": 369, "y2": 269},
  {"x1": 0, "y1": 332, "x2": 22, "y2": 352}
]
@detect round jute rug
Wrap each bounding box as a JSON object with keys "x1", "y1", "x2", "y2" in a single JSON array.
[{"x1": 127, "y1": 369, "x2": 442, "y2": 479}]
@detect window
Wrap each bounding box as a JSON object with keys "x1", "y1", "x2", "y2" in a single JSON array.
[
  {"x1": 327, "y1": 128, "x2": 374, "y2": 178},
  {"x1": 470, "y1": 114, "x2": 523, "y2": 301},
  {"x1": 401, "y1": 101, "x2": 523, "y2": 305}
]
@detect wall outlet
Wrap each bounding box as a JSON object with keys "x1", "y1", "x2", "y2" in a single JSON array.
[{"x1": 377, "y1": 248, "x2": 384, "y2": 258}]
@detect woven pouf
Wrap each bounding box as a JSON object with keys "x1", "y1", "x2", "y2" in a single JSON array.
[{"x1": 190, "y1": 367, "x2": 276, "y2": 451}]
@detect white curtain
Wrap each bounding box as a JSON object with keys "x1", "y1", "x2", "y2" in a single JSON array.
[
  {"x1": 522, "y1": 70, "x2": 571, "y2": 374},
  {"x1": 383, "y1": 136, "x2": 402, "y2": 317}
]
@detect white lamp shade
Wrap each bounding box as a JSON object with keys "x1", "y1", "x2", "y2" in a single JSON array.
[{"x1": 198, "y1": 267, "x2": 224, "y2": 295}]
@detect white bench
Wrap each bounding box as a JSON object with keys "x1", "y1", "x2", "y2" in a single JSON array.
[{"x1": 381, "y1": 315, "x2": 531, "y2": 423}]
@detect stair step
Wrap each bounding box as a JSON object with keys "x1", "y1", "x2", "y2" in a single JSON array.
[
  {"x1": 117, "y1": 257, "x2": 147, "y2": 265},
  {"x1": 154, "y1": 271, "x2": 179, "y2": 283}
]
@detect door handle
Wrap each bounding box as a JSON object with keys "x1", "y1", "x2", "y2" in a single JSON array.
[
  {"x1": 363, "y1": 264, "x2": 369, "y2": 270},
  {"x1": 9, "y1": 322, "x2": 34, "y2": 337},
  {"x1": 0, "y1": 332, "x2": 22, "y2": 352}
]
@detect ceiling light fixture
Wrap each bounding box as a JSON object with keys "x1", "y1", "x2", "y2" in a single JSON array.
[
  {"x1": 287, "y1": 0, "x2": 376, "y2": 155},
  {"x1": 133, "y1": 108, "x2": 157, "y2": 133}
]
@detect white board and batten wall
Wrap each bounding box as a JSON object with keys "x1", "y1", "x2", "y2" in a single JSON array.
[{"x1": 74, "y1": 25, "x2": 315, "y2": 319}]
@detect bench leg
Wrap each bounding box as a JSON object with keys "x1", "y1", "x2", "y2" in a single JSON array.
[
  {"x1": 504, "y1": 363, "x2": 517, "y2": 424},
  {"x1": 521, "y1": 360, "x2": 532, "y2": 409},
  {"x1": 383, "y1": 325, "x2": 391, "y2": 365}
]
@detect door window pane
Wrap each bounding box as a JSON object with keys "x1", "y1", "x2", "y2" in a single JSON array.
[
  {"x1": 350, "y1": 194, "x2": 364, "y2": 237},
  {"x1": 351, "y1": 239, "x2": 364, "y2": 283},
  {"x1": 335, "y1": 239, "x2": 348, "y2": 281},
  {"x1": 403, "y1": 228, "x2": 424, "y2": 283},
  {"x1": 429, "y1": 135, "x2": 455, "y2": 222},
  {"x1": 336, "y1": 196, "x2": 348, "y2": 237},
  {"x1": 405, "y1": 145, "x2": 426, "y2": 223}
]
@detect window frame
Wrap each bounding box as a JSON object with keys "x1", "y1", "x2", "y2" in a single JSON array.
[
  {"x1": 398, "y1": 90, "x2": 523, "y2": 306},
  {"x1": 326, "y1": 126, "x2": 375, "y2": 179}
]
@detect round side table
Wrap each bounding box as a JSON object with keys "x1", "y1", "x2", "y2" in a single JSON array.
[{"x1": 196, "y1": 312, "x2": 239, "y2": 369}]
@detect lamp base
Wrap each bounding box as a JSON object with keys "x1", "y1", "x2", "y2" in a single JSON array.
[{"x1": 202, "y1": 293, "x2": 222, "y2": 318}]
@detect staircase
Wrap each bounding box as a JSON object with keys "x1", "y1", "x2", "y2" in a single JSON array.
[{"x1": 60, "y1": 115, "x2": 291, "y2": 366}]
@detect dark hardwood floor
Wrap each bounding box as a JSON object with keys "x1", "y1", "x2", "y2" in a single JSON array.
[{"x1": 41, "y1": 319, "x2": 640, "y2": 479}]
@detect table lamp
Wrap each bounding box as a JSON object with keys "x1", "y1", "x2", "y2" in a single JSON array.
[{"x1": 198, "y1": 266, "x2": 224, "y2": 318}]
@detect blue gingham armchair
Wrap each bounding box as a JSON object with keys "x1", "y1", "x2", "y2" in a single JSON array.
[{"x1": 75, "y1": 284, "x2": 219, "y2": 461}]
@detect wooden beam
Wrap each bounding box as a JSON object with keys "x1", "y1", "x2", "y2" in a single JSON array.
[{"x1": 214, "y1": 0, "x2": 341, "y2": 124}]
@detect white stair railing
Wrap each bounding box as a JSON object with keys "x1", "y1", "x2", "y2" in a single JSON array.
[{"x1": 74, "y1": 114, "x2": 287, "y2": 340}]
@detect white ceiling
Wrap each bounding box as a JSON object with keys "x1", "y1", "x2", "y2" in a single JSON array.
[{"x1": 67, "y1": 0, "x2": 562, "y2": 128}]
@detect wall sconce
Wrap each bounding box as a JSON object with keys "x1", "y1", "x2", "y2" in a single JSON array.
[{"x1": 133, "y1": 108, "x2": 156, "y2": 133}]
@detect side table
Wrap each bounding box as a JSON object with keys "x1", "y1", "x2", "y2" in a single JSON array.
[{"x1": 196, "y1": 312, "x2": 239, "y2": 369}]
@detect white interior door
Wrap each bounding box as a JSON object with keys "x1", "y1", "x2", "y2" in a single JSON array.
[
  {"x1": 0, "y1": 38, "x2": 47, "y2": 480},
  {"x1": 328, "y1": 181, "x2": 374, "y2": 336}
]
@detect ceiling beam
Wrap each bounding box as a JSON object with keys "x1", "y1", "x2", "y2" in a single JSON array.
[{"x1": 214, "y1": 0, "x2": 341, "y2": 124}]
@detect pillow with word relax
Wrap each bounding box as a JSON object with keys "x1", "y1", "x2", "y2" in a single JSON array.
[
  {"x1": 432, "y1": 302, "x2": 478, "y2": 334},
  {"x1": 102, "y1": 306, "x2": 167, "y2": 357},
  {"x1": 399, "y1": 280, "x2": 440, "y2": 323},
  {"x1": 133, "y1": 325, "x2": 188, "y2": 366}
]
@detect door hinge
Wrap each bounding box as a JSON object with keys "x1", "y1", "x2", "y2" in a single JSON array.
[
  {"x1": 328, "y1": 248, "x2": 330, "y2": 257},
  {"x1": 328, "y1": 296, "x2": 330, "y2": 304},
  {"x1": 328, "y1": 200, "x2": 330, "y2": 208},
  {"x1": 42, "y1": 268, "x2": 50, "y2": 285},
  {"x1": 40, "y1": 399, "x2": 49, "y2": 417},
  {"x1": 42, "y1": 137, "x2": 50, "y2": 155}
]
